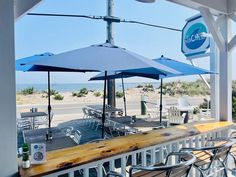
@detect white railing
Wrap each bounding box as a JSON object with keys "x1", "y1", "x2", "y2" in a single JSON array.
[{"x1": 44, "y1": 126, "x2": 231, "y2": 177}]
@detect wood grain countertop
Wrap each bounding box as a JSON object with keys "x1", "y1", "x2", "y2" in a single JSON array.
[{"x1": 19, "y1": 120, "x2": 234, "y2": 177}]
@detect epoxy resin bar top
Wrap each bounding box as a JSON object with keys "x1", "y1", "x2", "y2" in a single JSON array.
[{"x1": 19, "y1": 120, "x2": 234, "y2": 177}]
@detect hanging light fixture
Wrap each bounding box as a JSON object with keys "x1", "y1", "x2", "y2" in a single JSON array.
[{"x1": 135, "y1": 0, "x2": 155, "y2": 3}]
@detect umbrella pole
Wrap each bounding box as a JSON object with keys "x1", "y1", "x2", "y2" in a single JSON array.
[
  {"x1": 102, "y1": 71, "x2": 107, "y2": 139},
  {"x1": 47, "y1": 71, "x2": 52, "y2": 140},
  {"x1": 159, "y1": 79, "x2": 163, "y2": 125},
  {"x1": 121, "y1": 77, "x2": 127, "y2": 116}
]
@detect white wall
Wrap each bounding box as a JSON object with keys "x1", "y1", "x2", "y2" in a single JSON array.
[{"x1": 0, "y1": 0, "x2": 18, "y2": 176}]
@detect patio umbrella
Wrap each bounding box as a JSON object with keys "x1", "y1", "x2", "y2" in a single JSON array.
[
  {"x1": 22, "y1": 43, "x2": 180, "y2": 138},
  {"x1": 16, "y1": 52, "x2": 87, "y2": 140},
  {"x1": 90, "y1": 55, "x2": 214, "y2": 124},
  {"x1": 154, "y1": 55, "x2": 214, "y2": 122}
]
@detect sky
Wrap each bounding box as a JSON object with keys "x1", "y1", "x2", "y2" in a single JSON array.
[{"x1": 15, "y1": 0, "x2": 236, "y2": 84}]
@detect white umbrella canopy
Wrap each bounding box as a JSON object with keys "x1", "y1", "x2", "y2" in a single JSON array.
[{"x1": 25, "y1": 43, "x2": 180, "y2": 75}]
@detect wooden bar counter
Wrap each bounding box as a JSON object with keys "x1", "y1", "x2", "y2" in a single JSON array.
[{"x1": 19, "y1": 121, "x2": 234, "y2": 177}]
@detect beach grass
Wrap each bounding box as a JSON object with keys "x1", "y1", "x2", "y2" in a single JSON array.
[
  {"x1": 53, "y1": 93, "x2": 64, "y2": 100},
  {"x1": 115, "y1": 91, "x2": 124, "y2": 98},
  {"x1": 20, "y1": 87, "x2": 36, "y2": 95}
]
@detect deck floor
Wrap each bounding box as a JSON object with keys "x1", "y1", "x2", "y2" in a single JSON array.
[{"x1": 18, "y1": 119, "x2": 103, "y2": 151}]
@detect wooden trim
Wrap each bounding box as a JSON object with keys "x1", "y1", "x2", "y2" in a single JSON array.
[{"x1": 19, "y1": 121, "x2": 234, "y2": 177}]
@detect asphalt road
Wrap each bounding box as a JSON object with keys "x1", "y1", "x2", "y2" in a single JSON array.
[{"x1": 17, "y1": 97, "x2": 205, "y2": 118}]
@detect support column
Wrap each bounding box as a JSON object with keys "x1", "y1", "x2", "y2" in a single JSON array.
[
  {"x1": 200, "y1": 8, "x2": 232, "y2": 121},
  {"x1": 219, "y1": 18, "x2": 232, "y2": 121},
  {"x1": 106, "y1": 0, "x2": 116, "y2": 107},
  {"x1": 0, "y1": 0, "x2": 18, "y2": 176},
  {"x1": 210, "y1": 39, "x2": 219, "y2": 119}
]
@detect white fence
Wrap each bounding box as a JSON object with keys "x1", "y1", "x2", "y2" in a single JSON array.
[{"x1": 44, "y1": 126, "x2": 231, "y2": 177}]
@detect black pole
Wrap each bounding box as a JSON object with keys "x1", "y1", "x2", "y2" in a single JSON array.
[
  {"x1": 102, "y1": 71, "x2": 107, "y2": 139},
  {"x1": 159, "y1": 79, "x2": 163, "y2": 124},
  {"x1": 48, "y1": 71, "x2": 51, "y2": 127},
  {"x1": 47, "y1": 71, "x2": 52, "y2": 140},
  {"x1": 121, "y1": 77, "x2": 127, "y2": 116}
]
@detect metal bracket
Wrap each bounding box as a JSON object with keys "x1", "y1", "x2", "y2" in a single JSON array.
[
  {"x1": 199, "y1": 7, "x2": 226, "y2": 52},
  {"x1": 103, "y1": 16, "x2": 121, "y2": 23},
  {"x1": 200, "y1": 7, "x2": 236, "y2": 53},
  {"x1": 228, "y1": 35, "x2": 236, "y2": 52},
  {"x1": 228, "y1": 14, "x2": 236, "y2": 52}
]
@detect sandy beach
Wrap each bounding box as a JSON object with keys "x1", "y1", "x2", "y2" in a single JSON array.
[{"x1": 16, "y1": 87, "x2": 207, "y2": 127}]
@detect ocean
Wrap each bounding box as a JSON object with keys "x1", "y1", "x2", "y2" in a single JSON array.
[{"x1": 16, "y1": 82, "x2": 160, "y2": 93}]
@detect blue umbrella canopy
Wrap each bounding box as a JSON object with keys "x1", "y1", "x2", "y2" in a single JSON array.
[
  {"x1": 90, "y1": 55, "x2": 214, "y2": 125},
  {"x1": 22, "y1": 43, "x2": 179, "y2": 75},
  {"x1": 90, "y1": 71, "x2": 160, "y2": 80},
  {"x1": 16, "y1": 52, "x2": 89, "y2": 72},
  {"x1": 155, "y1": 55, "x2": 214, "y2": 78},
  {"x1": 16, "y1": 52, "x2": 54, "y2": 71},
  {"x1": 90, "y1": 55, "x2": 214, "y2": 80}
]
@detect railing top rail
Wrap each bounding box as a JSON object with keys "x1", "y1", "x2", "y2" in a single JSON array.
[{"x1": 19, "y1": 121, "x2": 234, "y2": 177}]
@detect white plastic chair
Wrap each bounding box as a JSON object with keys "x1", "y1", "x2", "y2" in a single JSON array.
[
  {"x1": 168, "y1": 107, "x2": 187, "y2": 125},
  {"x1": 73, "y1": 130, "x2": 82, "y2": 144},
  {"x1": 199, "y1": 108, "x2": 211, "y2": 119},
  {"x1": 17, "y1": 118, "x2": 31, "y2": 130}
]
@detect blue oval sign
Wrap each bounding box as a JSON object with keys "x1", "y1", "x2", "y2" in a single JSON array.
[{"x1": 184, "y1": 23, "x2": 207, "y2": 50}]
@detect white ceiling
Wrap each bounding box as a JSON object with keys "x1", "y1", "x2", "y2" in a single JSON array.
[
  {"x1": 165, "y1": 0, "x2": 236, "y2": 15},
  {"x1": 15, "y1": 0, "x2": 236, "y2": 20}
]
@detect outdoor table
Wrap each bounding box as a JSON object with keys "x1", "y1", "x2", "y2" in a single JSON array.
[
  {"x1": 23, "y1": 127, "x2": 77, "y2": 151},
  {"x1": 86, "y1": 104, "x2": 123, "y2": 117},
  {"x1": 20, "y1": 112, "x2": 47, "y2": 129},
  {"x1": 109, "y1": 117, "x2": 168, "y2": 132},
  {"x1": 45, "y1": 137, "x2": 77, "y2": 151}
]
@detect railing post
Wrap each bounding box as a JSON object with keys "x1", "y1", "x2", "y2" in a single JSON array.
[
  {"x1": 195, "y1": 136, "x2": 200, "y2": 147},
  {"x1": 109, "y1": 160, "x2": 115, "y2": 172},
  {"x1": 68, "y1": 171, "x2": 74, "y2": 177},
  {"x1": 83, "y1": 168, "x2": 89, "y2": 177},
  {"x1": 132, "y1": 154, "x2": 137, "y2": 166},
  {"x1": 189, "y1": 137, "x2": 193, "y2": 147},
  {"x1": 121, "y1": 156, "x2": 126, "y2": 175},
  {"x1": 97, "y1": 164, "x2": 103, "y2": 177},
  {"x1": 141, "y1": 151, "x2": 147, "y2": 166},
  {"x1": 150, "y1": 149, "x2": 156, "y2": 164},
  {"x1": 201, "y1": 135, "x2": 205, "y2": 147},
  {"x1": 182, "y1": 139, "x2": 187, "y2": 148},
  {"x1": 158, "y1": 147, "x2": 164, "y2": 162}
]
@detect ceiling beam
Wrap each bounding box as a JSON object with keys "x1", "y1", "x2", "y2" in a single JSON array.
[
  {"x1": 166, "y1": 0, "x2": 228, "y2": 15},
  {"x1": 14, "y1": 0, "x2": 42, "y2": 20},
  {"x1": 228, "y1": 0, "x2": 236, "y2": 14}
]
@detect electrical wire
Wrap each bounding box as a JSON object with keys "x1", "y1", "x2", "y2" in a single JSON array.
[
  {"x1": 27, "y1": 13, "x2": 182, "y2": 32},
  {"x1": 121, "y1": 19, "x2": 181, "y2": 32},
  {"x1": 27, "y1": 13, "x2": 103, "y2": 20}
]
